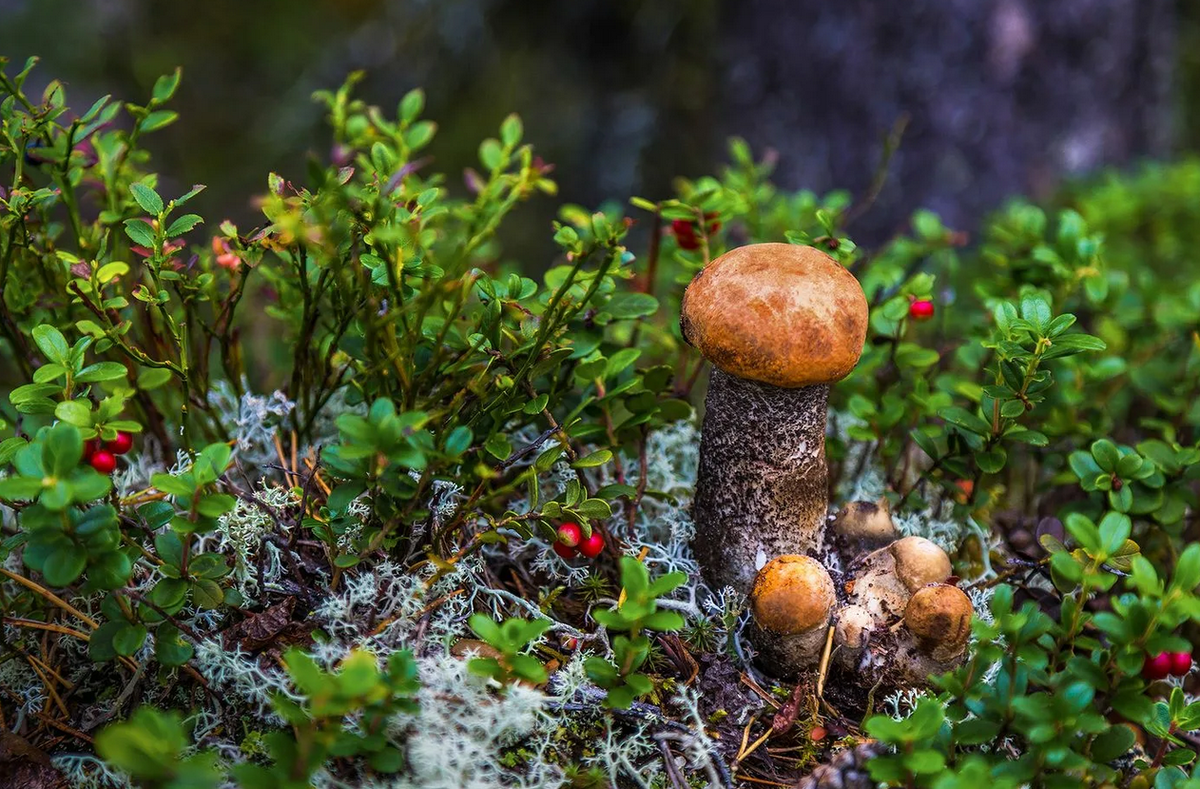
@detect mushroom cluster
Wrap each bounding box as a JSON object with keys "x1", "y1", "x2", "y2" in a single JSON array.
[{"x1": 682, "y1": 243, "x2": 973, "y2": 691}]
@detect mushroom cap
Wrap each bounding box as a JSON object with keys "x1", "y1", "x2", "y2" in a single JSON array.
[
  {"x1": 833, "y1": 604, "x2": 877, "y2": 651},
  {"x1": 890, "y1": 536, "x2": 953, "y2": 593},
  {"x1": 903, "y1": 584, "x2": 973, "y2": 656},
  {"x1": 832, "y1": 499, "x2": 897, "y2": 544},
  {"x1": 751, "y1": 555, "x2": 836, "y2": 635},
  {"x1": 680, "y1": 243, "x2": 869, "y2": 388}
]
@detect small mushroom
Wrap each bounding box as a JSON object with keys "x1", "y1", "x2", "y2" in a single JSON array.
[
  {"x1": 903, "y1": 583, "x2": 974, "y2": 663},
  {"x1": 683, "y1": 243, "x2": 869, "y2": 593},
  {"x1": 832, "y1": 604, "x2": 877, "y2": 667},
  {"x1": 830, "y1": 498, "x2": 898, "y2": 551},
  {"x1": 749, "y1": 555, "x2": 837, "y2": 676},
  {"x1": 845, "y1": 536, "x2": 952, "y2": 620}
]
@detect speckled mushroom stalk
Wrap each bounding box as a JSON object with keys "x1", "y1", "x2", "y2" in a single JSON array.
[
  {"x1": 692, "y1": 371, "x2": 834, "y2": 593},
  {"x1": 682, "y1": 243, "x2": 869, "y2": 595}
]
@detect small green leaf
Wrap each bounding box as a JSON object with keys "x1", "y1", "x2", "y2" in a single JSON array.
[
  {"x1": 42, "y1": 548, "x2": 87, "y2": 586},
  {"x1": 131, "y1": 183, "x2": 164, "y2": 216},
  {"x1": 32, "y1": 325, "x2": 69, "y2": 364},
  {"x1": 573, "y1": 450, "x2": 612, "y2": 469},
  {"x1": 123, "y1": 219, "x2": 155, "y2": 247},
  {"x1": 484, "y1": 433, "x2": 512, "y2": 461},
  {"x1": 575, "y1": 499, "x2": 612, "y2": 520},
  {"x1": 165, "y1": 214, "x2": 204, "y2": 237}
]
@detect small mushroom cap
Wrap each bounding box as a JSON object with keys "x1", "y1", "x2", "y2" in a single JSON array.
[
  {"x1": 890, "y1": 536, "x2": 952, "y2": 592},
  {"x1": 751, "y1": 555, "x2": 836, "y2": 635},
  {"x1": 832, "y1": 499, "x2": 897, "y2": 543},
  {"x1": 680, "y1": 243, "x2": 869, "y2": 388},
  {"x1": 834, "y1": 604, "x2": 877, "y2": 651},
  {"x1": 904, "y1": 584, "x2": 973, "y2": 658}
]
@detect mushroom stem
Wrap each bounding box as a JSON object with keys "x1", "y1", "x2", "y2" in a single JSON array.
[{"x1": 693, "y1": 369, "x2": 830, "y2": 594}]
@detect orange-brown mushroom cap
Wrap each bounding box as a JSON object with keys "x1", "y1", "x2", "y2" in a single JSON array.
[
  {"x1": 750, "y1": 555, "x2": 836, "y2": 634},
  {"x1": 890, "y1": 536, "x2": 953, "y2": 593},
  {"x1": 680, "y1": 243, "x2": 869, "y2": 388},
  {"x1": 903, "y1": 584, "x2": 973, "y2": 657}
]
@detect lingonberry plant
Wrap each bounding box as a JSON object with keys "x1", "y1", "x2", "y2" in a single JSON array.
[{"x1": 4, "y1": 53, "x2": 1200, "y2": 788}]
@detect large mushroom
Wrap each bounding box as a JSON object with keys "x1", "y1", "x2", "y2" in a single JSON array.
[{"x1": 682, "y1": 243, "x2": 869, "y2": 594}]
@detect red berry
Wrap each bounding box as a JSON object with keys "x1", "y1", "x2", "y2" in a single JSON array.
[
  {"x1": 556, "y1": 522, "x2": 582, "y2": 548},
  {"x1": 552, "y1": 541, "x2": 576, "y2": 560},
  {"x1": 909, "y1": 299, "x2": 935, "y2": 321},
  {"x1": 1143, "y1": 652, "x2": 1172, "y2": 681},
  {"x1": 563, "y1": 637, "x2": 579, "y2": 650},
  {"x1": 106, "y1": 431, "x2": 134, "y2": 455},
  {"x1": 671, "y1": 219, "x2": 700, "y2": 251},
  {"x1": 89, "y1": 450, "x2": 117, "y2": 475},
  {"x1": 577, "y1": 530, "x2": 605, "y2": 559},
  {"x1": 83, "y1": 438, "x2": 102, "y2": 460},
  {"x1": 1170, "y1": 651, "x2": 1193, "y2": 677}
]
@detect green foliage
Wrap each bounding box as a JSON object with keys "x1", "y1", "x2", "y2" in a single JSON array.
[
  {"x1": 467, "y1": 614, "x2": 552, "y2": 686},
  {"x1": 584, "y1": 556, "x2": 686, "y2": 708},
  {"x1": 234, "y1": 648, "x2": 419, "y2": 788},
  {"x1": 95, "y1": 707, "x2": 221, "y2": 789}
]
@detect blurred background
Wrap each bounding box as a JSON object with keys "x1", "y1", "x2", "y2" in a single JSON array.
[{"x1": 2, "y1": 0, "x2": 1198, "y2": 258}]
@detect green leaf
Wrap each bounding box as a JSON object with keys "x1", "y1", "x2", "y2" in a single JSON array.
[
  {"x1": 1091, "y1": 439, "x2": 1120, "y2": 472},
  {"x1": 1097, "y1": 512, "x2": 1132, "y2": 556},
  {"x1": 152, "y1": 473, "x2": 195, "y2": 498},
  {"x1": 76, "y1": 362, "x2": 128, "y2": 383},
  {"x1": 575, "y1": 499, "x2": 612, "y2": 520},
  {"x1": 123, "y1": 219, "x2": 155, "y2": 247},
  {"x1": 44, "y1": 422, "x2": 84, "y2": 477},
  {"x1": 1172, "y1": 544, "x2": 1200, "y2": 593},
  {"x1": 33, "y1": 363, "x2": 67, "y2": 383},
  {"x1": 602, "y1": 292, "x2": 659, "y2": 319},
  {"x1": 155, "y1": 531, "x2": 184, "y2": 567},
  {"x1": 42, "y1": 547, "x2": 87, "y2": 586},
  {"x1": 500, "y1": 113, "x2": 523, "y2": 147},
  {"x1": 138, "y1": 110, "x2": 178, "y2": 133},
  {"x1": 113, "y1": 624, "x2": 148, "y2": 656},
  {"x1": 605, "y1": 348, "x2": 642, "y2": 378},
  {"x1": 196, "y1": 493, "x2": 236, "y2": 518},
  {"x1": 522, "y1": 394, "x2": 549, "y2": 415},
  {"x1": 443, "y1": 426, "x2": 472, "y2": 457},
  {"x1": 977, "y1": 447, "x2": 1007, "y2": 474},
  {"x1": 939, "y1": 406, "x2": 992, "y2": 436},
  {"x1": 0, "y1": 476, "x2": 44, "y2": 501},
  {"x1": 131, "y1": 183, "x2": 164, "y2": 216},
  {"x1": 32, "y1": 325, "x2": 69, "y2": 364},
  {"x1": 399, "y1": 88, "x2": 425, "y2": 123},
  {"x1": 88, "y1": 620, "x2": 123, "y2": 662},
  {"x1": 479, "y1": 138, "x2": 504, "y2": 170},
  {"x1": 155, "y1": 624, "x2": 194, "y2": 666},
  {"x1": 165, "y1": 214, "x2": 204, "y2": 237},
  {"x1": 468, "y1": 614, "x2": 502, "y2": 645},
  {"x1": 152, "y1": 68, "x2": 182, "y2": 102},
  {"x1": 192, "y1": 578, "x2": 224, "y2": 609},
  {"x1": 484, "y1": 433, "x2": 512, "y2": 461},
  {"x1": 55, "y1": 399, "x2": 92, "y2": 427},
  {"x1": 573, "y1": 449, "x2": 612, "y2": 469},
  {"x1": 137, "y1": 367, "x2": 173, "y2": 390}
]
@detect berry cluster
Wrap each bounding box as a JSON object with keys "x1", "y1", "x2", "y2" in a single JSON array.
[
  {"x1": 1142, "y1": 650, "x2": 1192, "y2": 681},
  {"x1": 551, "y1": 522, "x2": 604, "y2": 560},
  {"x1": 670, "y1": 215, "x2": 720, "y2": 252},
  {"x1": 84, "y1": 431, "x2": 134, "y2": 475}
]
